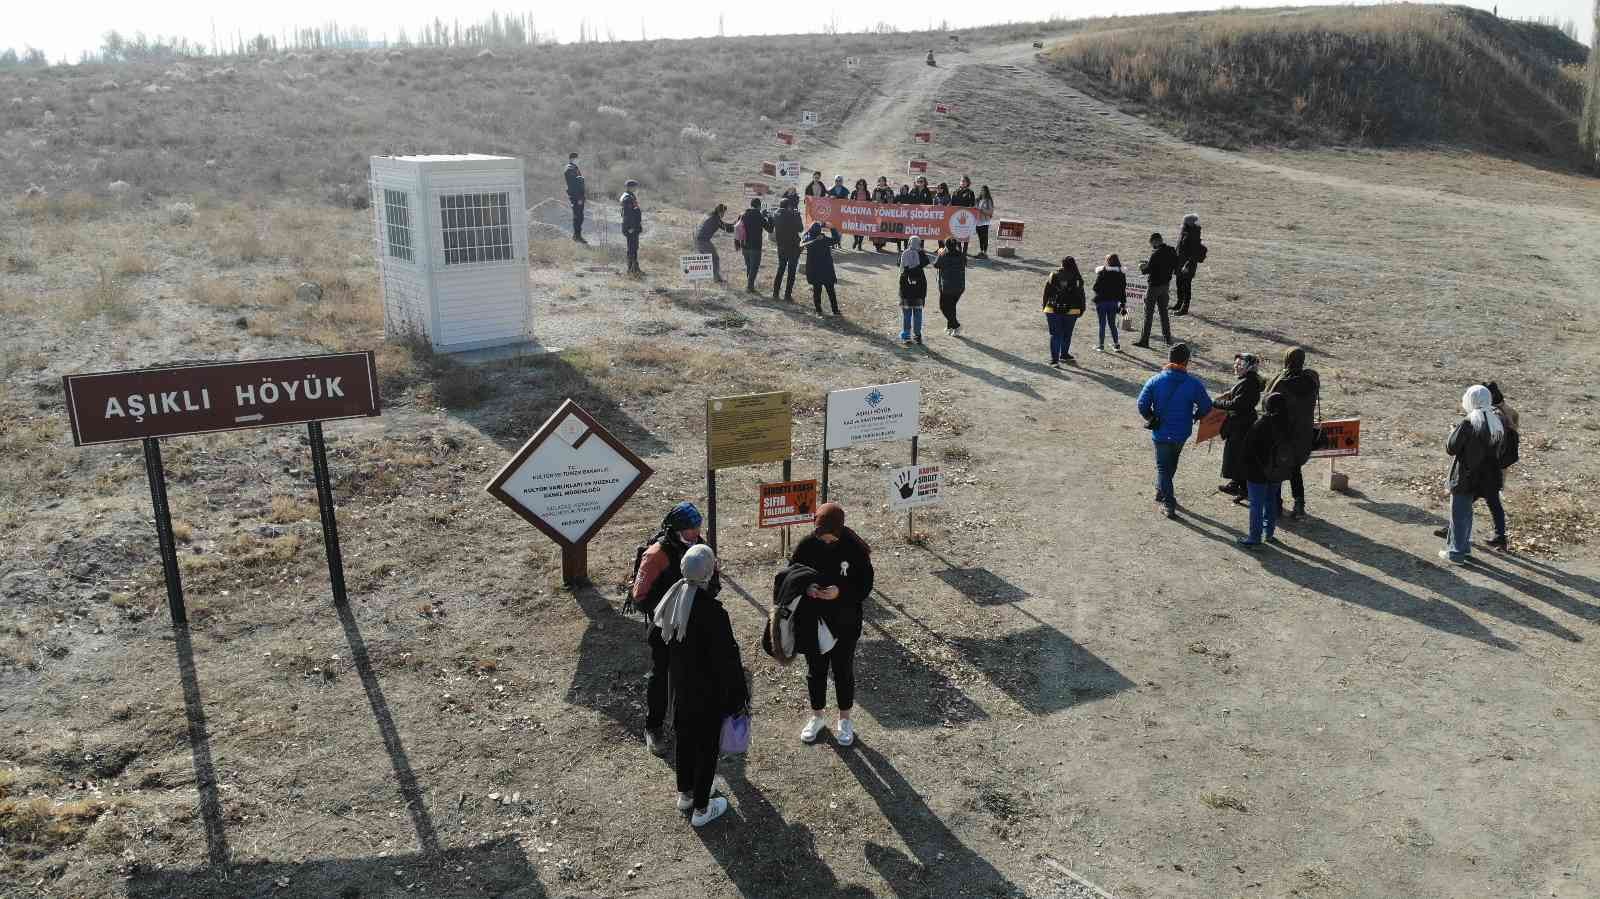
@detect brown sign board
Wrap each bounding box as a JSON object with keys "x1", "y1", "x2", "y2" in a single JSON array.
[
  {"x1": 1194, "y1": 408, "x2": 1228, "y2": 444},
  {"x1": 758, "y1": 479, "x2": 818, "y2": 528},
  {"x1": 1310, "y1": 419, "x2": 1361, "y2": 458},
  {"x1": 63, "y1": 352, "x2": 380, "y2": 446},
  {"x1": 706, "y1": 392, "x2": 792, "y2": 470},
  {"x1": 485, "y1": 400, "x2": 654, "y2": 549}
]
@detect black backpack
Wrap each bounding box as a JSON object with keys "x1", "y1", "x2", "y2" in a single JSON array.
[
  {"x1": 1498, "y1": 424, "x2": 1520, "y2": 469},
  {"x1": 624, "y1": 529, "x2": 669, "y2": 617}
]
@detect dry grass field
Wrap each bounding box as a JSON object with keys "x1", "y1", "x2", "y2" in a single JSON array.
[{"x1": 3, "y1": 8, "x2": 1600, "y2": 899}]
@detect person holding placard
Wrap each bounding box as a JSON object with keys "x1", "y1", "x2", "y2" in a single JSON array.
[
  {"x1": 871, "y1": 177, "x2": 898, "y2": 253},
  {"x1": 1212, "y1": 353, "x2": 1264, "y2": 500},
  {"x1": 654, "y1": 544, "x2": 747, "y2": 826},
  {"x1": 789, "y1": 502, "x2": 874, "y2": 747},
  {"x1": 849, "y1": 179, "x2": 873, "y2": 249},
  {"x1": 951, "y1": 176, "x2": 977, "y2": 255}
]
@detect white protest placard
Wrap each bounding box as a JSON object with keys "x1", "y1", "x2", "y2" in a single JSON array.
[
  {"x1": 1125, "y1": 280, "x2": 1148, "y2": 304},
  {"x1": 846, "y1": 56, "x2": 859, "y2": 71},
  {"x1": 776, "y1": 160, "x2": 804, "y2": 185},
  {"x1": 801, "y1": 110, "x2": 819, "y2": 128},
  {"x1": 486, "y1": 400, "x2": 653, "y2": 546},
  {"x1": 887, "y1": 463, "x2": 944, "y2": 512},
  {"x1": 825, "y1": 381, "x2": 920, "y2": 451},
  {"x1": 680, "y1": 254, "x2": 714, "y2": 281}
]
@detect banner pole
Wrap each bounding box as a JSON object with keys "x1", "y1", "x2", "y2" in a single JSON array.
[
  {"x1": 143, "y1": 437, "x2": 186, "y2": 626},
  {"x1": 707, "y1": 469, "x2": 718, "y2": 553},
  {"x1": 908, "y1": 435, "x2": 919, "y2": 539}
]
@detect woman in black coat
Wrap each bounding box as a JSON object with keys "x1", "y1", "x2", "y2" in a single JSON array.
[
  {"x1": 788, "y1": 502, "x2": 874, "y2": 747},
  {"x1": 1213, "y1": 353, "x2": 1264, "y2": 499},
  {"x1": 1441, "y1": 384, "x2": 1507, "y2": 562},
  {"x1": 654, "y1": 544, "x2": 747, "y2": 826},
  {"x1": 1091, "y1": 254, "x2": 1127, "y2": 352},
  {"x1": 800, "y1": 222, "x2": 841, "y2": 316}
]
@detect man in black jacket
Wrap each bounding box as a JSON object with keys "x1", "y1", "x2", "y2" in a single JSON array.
[
  {"x1": 563, "y1": 152, "x2": 586, "y2": 244},
  {"x1": 1263, "y1": 347, "x2": 1321, "y2": 520},
  {"x1": 769, "y1": 195, "x2": 804, "y2": 301},
  {"x1": 620, "y1": 179, "x2": 643, "y2": 275},
  {"x1": 737, "y1": 199, "x2": 769, "y2": 294},
  {"x1": 631, "y1": 502, "x2": 718, "y2": 754},
  {"x1": 1135, "y1": 232, "x2": 1179, "y2": 348}
]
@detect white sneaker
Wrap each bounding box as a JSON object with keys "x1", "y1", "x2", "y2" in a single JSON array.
[
  {"x1": 690, "y1": 796, "x2": 729, "y2": 827},
  {"x1": 676, "y1": 791, "x2": 694, "y2": 812},
  {"x1": 953, "y1": 327, "x2": 962, "y2": 337},
  {"x1": 836, "y1": 718, "x2": 856, "y2": 746},
  {"x1": 800, "y1": 715, "x2": 826, "y2": 743}
]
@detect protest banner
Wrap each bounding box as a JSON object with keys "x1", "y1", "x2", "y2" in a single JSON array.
[
  {"x1": 805, "y1": 196, "x2": 978, "y2": 242},
  {"x1": 758, "y1": 479, "x2": 818, "y2": 529},
  {"x1": 680, "y1": 254, "x2": 714, "y2": 282}
]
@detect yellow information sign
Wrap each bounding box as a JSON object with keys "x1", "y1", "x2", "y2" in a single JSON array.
[{"x1": 706, "y1": 392, "x2": 792, "y2": 470}]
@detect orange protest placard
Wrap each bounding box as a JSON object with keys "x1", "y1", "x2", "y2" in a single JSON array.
[
  {"x1": 1195, "y1": 408, "x2": 1228, "y2": 444},
  {"x1": 758, "y1": 479, "x2": 818, "y2": 528},
  {"x1": 1310, "y1": 419, "x2": 1361, "y2": 458},
  {"x1": 805, "y1": 196, "x2": 980, "y2": 242}
]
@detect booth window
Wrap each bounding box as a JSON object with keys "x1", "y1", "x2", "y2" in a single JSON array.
[
  {"x1": 383, "y1": 189, "x2": 414, "y2": 263},
  {"x1": 439, "y1": 192, "x2": 514, "y2": 265}
]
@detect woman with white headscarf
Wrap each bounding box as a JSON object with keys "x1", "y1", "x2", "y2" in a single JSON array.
[
  {"x1": 1440, "y1": 384, "x2": 1507, "y2": 563},
  {"x1": 897, "y1": 237, "x2": 931, "y2": 345},
  {"x1": 653, "y1": 544, "x2": 747, "y2": 826}
]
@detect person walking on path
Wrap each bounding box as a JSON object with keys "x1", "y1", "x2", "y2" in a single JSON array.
[
  {"x1": 898, "y1": 237, "x2": 931, "y2": 346},
  {"x1": 1042, "y1": 256, "x2": 1086, "y2": 366},
  {"x1": 736, "y1": 199, "x2": 769, "y2": 294},
  {"x1": 1262, "y1": 347, "x2": 1321, "y2": 520},
  {"x1": 934, "y1": 238, "x2": 967, "y2": 336},
  {"x1": 789, "y1": 502, "x2": 874, "y2": 747},
  {"x1": 1091, "y1": 254, "x2": 1126, "y2": 352},
  {"x1": 801, "y1": 222, "x2": 841, "y2": 315},
  {"x1": 1440, "y1": 385, "x2": 1509, "y2": 562},
  {"x1": 563, "y1": 152, "x2": 587, "y2": 244},
  {"x1": 1136, "y1": 343, "x2": 1214, "y2": 519},
  {"x1": 769, "y1": 195, "x2": 804, "y2": 301},
  {"x1": 951, "y1": 176, "x2": 977, "y2": 255},
  {"x1": 654, "y1": 544, "x2": 747, "y2": 827},
  {"x1": 1134, "y1": 232, "x2": 1180, "y2": 348},
  {"x1": 631, "y1": 502, "x2": 717, "y2": 756},
  {"x1": 849, "y1": 179, "x2": 872, "y2": 250},
  {"x1": 1172, "y1": 213, "x2": 1203, "y2": 315},
  {"x1": 871, "y1": 177, "x2": 898, "y2": 253},
  {"x1": 1213, "y1": 353, "x2": 1264, "y2": 500},
  {"x1": 695, "y1": 204, "x2": 734, "y2": 284},
  {"x1": 620, "y1": 179, "x2": 644, "y2": 275},
  {"x1": 974, "y1": 186, "x2": 995, "y2": 259},
  {"x1": 1239, "y1": 392, "x2": 1294, "y2": 547}
]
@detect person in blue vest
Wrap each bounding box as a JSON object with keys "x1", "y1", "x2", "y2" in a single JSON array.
[
  {"x1": 620, "y1": 180, "x2": 644, "y2": 275},
  {"x1": 563, "y1": 152, "x2": 586, "y2": 244},
  {"x1": 1136, "y1": 343, "x2": 1214, "y2": 519}
]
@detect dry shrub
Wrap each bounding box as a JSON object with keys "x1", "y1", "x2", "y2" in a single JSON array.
[
  {"x1": 113, "y1": 253, "x2": 153, "y2": 276},
  {"x1": 210, "y1": 225, "x2": 269, "y2": 267},
  {"x1": 17, "y1": 191, "x2": 103, "y2": 223},
  {"x1": 432, "y1": 364, "x2": 494, "y2": 409},
  {"x1": 266, "y1": 495, "x2": 317, "y2": 523},
  {"x1": 4, "y1": 253, "x2": 37, "y2": 274},
  {"x1": 189, "y1": 276, "x2": 243, "y2": 308},
  {"x1": 75, "y1": 266, "x2": 138, "y2": 323}
]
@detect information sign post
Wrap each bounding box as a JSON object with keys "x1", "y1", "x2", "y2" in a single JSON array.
[
  {"x1": 822, "y1": 382, "x2": 923, "y2": 532},
  {"x1": 704, "y1": 392, "x2": 794, "y2": 552}
]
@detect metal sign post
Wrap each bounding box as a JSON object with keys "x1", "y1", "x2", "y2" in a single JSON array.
[
  {"x1": 142, "y1": 437, "x2": 186, "y2": 625},
  {"x1": 307, "y1": 421, "x2": 349, "y2": 603}
]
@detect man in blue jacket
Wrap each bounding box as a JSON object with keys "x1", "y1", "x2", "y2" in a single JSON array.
[{"x1": 1136, "y1": 343, "x2": 1214, "y2": 518}]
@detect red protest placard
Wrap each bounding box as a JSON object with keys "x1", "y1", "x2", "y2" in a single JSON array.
[
  {"x1": 757, "y1": 479, "x2": 818, "y2": 528},
  {"x1": 776, "y1": 130, "x2": 795, "y2": 145},
  {"x1": 908, "y1": 159, "x2": 929, "y2": 174},
  {"x1": 933, "y1": 102, "x2": 952, "y2": 115},
  {"x1": 913, "y1": 131, "x2": 932, "y2": 144},
  {"x1": 761, "y1": 161, "x2": 777, "y2": 176},
  {"x1": 1310, "y1": 419, "x2": 1361, "y2": 458}
]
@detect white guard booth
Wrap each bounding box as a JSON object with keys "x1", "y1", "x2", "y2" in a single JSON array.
[{"x1": 369, "y1": 154, "x2": 532, "y2": 353}]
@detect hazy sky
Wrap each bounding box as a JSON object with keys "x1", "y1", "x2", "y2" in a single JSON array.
[{"x1": 8, "y1": 0, "x2": 1594, "y2": 61}]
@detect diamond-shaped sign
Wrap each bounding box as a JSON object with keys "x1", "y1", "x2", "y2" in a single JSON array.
[{"x1": 485, "y1": 400, "x2": 653, "y2": 548}]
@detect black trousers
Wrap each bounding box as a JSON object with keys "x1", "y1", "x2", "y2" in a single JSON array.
[
  {"x1": 625, "y1": 232, "x2": 640, "y2": 271},
  {"x1": 1174, "y1": 261, "x2": 1196, "y2": 311},
  {"x1": 645, "y1": 625, "x2": 669, "y2": 731},
  {"x1": 804, "y1": 635, "x2": 858, "y2": 711},
  {"x1": 976, "y1": 225, "x2": 989, "y2": 254},
  {"x1": 1289, "y1": 467, "x2": 1305, "y2": 505},
  {"x1": 743, "y1": 247, "x2": 762, "y2": 290},
  {"x1": 1139, "y1": 284, "x2": 1172, "y2": 344},
  {"x1": 773, "y1": 250, "x2": 798, "y2": 298},
  {"x1": 571, "y1": 200, "x2": 585, "y2": 239},
  {"x1": 939, "y1": 290, "x2": 963, "y2": 329},
  {"x1": 812, "y1": 283, "x2": 839, "y2": 314},
  {"x1": 674, "y1": 713, "x2": 722, "y2": 811}
]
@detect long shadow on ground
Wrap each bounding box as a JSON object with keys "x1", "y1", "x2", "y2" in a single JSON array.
[{"x1": 839, "y1": 742, "x2": 1025, "y2": 898}]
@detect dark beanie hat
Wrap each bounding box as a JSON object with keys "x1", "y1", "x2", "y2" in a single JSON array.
[
  {"x1": 1169, "y1": 343, "x2": 1191, "y2": 365},
  {"x1": 1150, "y1": 232, "x2": 1163, "y2": 243},
  {"x1": 568, "y1": 152, "x2": 579, "y2": 159},
  {"x1": 1486, "y1": 380, "x2": 1504, "y2": 404},
  {"x1": 750, "y1": 198, "x2": 761, "y2": 209}
]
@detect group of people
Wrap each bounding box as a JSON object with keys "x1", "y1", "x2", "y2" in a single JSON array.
[
  {"x1": 1136, "y1": 344, "x2": 1321, "y2": 543},
  {"x1": 629, "y1": 501, "x2": 874, "y2": 827},
  {"x1": 804, "y1": 172, "x2": 997, "y2": 257}
]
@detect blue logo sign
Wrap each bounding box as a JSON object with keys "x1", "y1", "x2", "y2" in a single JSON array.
[{"x1": 865, "y1": 389, "x2": 884, "y2": 408}]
